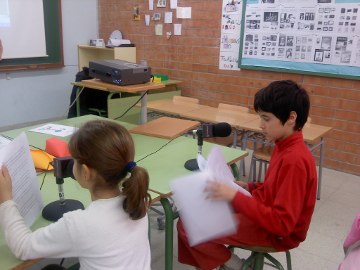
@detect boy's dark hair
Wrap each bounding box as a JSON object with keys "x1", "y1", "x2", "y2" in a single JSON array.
[{"x1": 254, "y1": 80, "x2": 310, "y2": 131}]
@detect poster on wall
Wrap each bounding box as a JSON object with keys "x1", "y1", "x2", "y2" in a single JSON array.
[
  {"x1": 219, "y1": 0, "x2": 243, "y2": 70},
  {"x1": 240, "y1": 0, "x2": 360, "y2": 78}
]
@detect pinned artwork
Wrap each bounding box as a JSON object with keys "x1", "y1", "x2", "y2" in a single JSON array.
[
  {"x1": 133, "y1": 6, "x2": 140, "y2": 20},
  {"x1": 153, "y1": 13, "x2": 161, "y2": 21},
  {"x1": 157, "y1": 0, "x2": 166, "y2": 8},
  {"x1": 164, "y1": 12, "x2": 173, "y2": 23},
  {"x1": 155, "y1": 24, "x2": 163, "y2": 35},
  {"x1": 145, "y1": 14, "x2": 151, "y2": 26}
]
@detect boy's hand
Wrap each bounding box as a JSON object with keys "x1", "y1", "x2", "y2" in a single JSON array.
[
  {"x1": 204, "y1": 181, "x2": 237, "y2": 202},
  {"x1": 0, "y1": 165, "x2": 12, "y2": 203},
  {"x1": 235, "y1": 180, "x2": 249, "y2": 191}
]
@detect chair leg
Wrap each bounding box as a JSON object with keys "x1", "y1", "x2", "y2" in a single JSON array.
[
  {"x1": 252, "y1": 158, "x2": 257, "y2": 182},
  {"x1": 258, "y1": 161, "x2": 263, "y2": 182},
  {"x1": 241, "y1": 252, "x2": 257, "y2": 270},
  {"x1": 264, "y1": 253, "x2": 284, "y2": 270},
  {"x1": 248, "y1": 157, "x2": 254, "y2": 182},
  {"x1": 285, "y1": 251, "x2": 292, "y2": 270}
]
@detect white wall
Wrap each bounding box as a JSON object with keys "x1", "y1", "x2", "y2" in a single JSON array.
[{"x1": 0, "y1": 0, "x2": 98, "y2": 130}]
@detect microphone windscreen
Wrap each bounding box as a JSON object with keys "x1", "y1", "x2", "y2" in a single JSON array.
[{"x1": 212, "y1": 122, "x2": 232, "y2": 137}]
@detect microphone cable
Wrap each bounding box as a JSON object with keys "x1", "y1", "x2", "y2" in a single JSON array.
[
  {"x1": 114, "y1": 90, "x2": 149, "y2": 121},
  {"x1": 63, "y1": 86, "x2": 85, "y2": 118},
  {"x1": 136, "y1": 137, "x2": 175, "y2": 163}
]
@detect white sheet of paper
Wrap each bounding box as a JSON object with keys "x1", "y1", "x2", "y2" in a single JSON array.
[
  {"x1": 174, "y1": 24, "x2": 182, "y2": 35},
  {"x1": 170, "y1": 172, "x2": 238, "y2": 246},
  {"x1": 176, "y1": 7, "x2": 192, "y2": 19},
  {"x1": 0, "y1": 133, "x2": 43, "y2": 226},
  {"x1": 170, "y1": 146, "x2": 250, "y2": 246},
  {"x1": 164, "y1": 12, "x2": 173, "y2": 23},
  {"x1": 149, "y1": 0, "x2": 154, "y2": 10},
  {"x1": 208, "y1": 147, "x2": 251, "y2": 197},
  {"x1": 0, "y1": 135, "x2": 11, "y2": 149},
  {"x1": 155, "y1": 24, "x2": 163, "y2": 35},
  {"x1": 29, "y1": 124, "x2": 77, "y2": 137},
  {"x1": 170, "y1": 0, "x2": 177, "y2": 9},
  {"x1": 145, "y1": 14, "x2": 151, "y2": 26}
]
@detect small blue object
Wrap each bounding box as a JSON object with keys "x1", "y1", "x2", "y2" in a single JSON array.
[{"x1": 125, "y1": 161, "x2": 137, "y2": 173}]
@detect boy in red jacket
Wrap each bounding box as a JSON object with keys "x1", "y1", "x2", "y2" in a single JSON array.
[{"x1": 177, "y1": 80, "x2": 318, "y2": 270}]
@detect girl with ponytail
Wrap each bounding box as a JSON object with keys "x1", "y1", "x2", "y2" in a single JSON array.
[{"x1": 0, "y1": 120, "x2": 151, "y2": 270}]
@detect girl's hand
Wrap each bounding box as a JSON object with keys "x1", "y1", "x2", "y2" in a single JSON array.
[
  {"x1": 204, "y1": 181, "x2": 237, "y2": 202},
  {"x1": 0, "y1": 165, "x2": 12, "y2": 203}
]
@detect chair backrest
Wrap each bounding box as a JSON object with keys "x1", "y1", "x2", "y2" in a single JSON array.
[
  {"x1": 218, "y1": 103, "x2": 249, "y2": 114},
  {"x1": 173, "y1": 96, "x2": 199, "y2": 104}
]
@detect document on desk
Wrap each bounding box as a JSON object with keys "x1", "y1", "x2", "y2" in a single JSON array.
[
  {"x1": 0, "y1": 133, "x2": 43, "y2": 226},
  {"x1": 170, "y1": 146, "x2": 251, "y2": 246},
  {"x1": 29, "y1": 123, "x2": 77, "y2": 137}
]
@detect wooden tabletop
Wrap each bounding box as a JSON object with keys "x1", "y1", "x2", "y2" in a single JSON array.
[
  {"x1": 241, "y1": 117, "x2": 333, "y2": 143},
  {"x1": 181, "y1": 107, "x2": 259, "y2": 128},
  {"x1": 161, "y1": 79, "x2": 183, "y2": 86},
  {"x1": 129, "y1": 117, "x2": 200, "y2": 139},
  {"x1": 146, "y1": 99, "x2": 207, "y2": 116},
  {"x1": 72, "y1": 78, "x2": 165, "y2": 93}
]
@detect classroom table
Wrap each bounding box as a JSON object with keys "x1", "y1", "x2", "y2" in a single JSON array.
[
  {"x1": 0, "y1": 115, "x2": 247, "y2": 270},
  {"x1": 72, "y1": 79, "x2": 182, "y2": 124},
  {"x1": 239, "y1": 117, "x2": 333, "y2": 200},
  {"x1": 145, "y1": 98, "x2": 208, "y2": 117},
  {"x1": 129, "y1": 116, "x2": 200, "y2": 139}
]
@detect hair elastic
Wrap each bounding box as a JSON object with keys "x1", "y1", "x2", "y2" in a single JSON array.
[{"x1": 125, "y1": 161, "x2": 137, "y2": 173}]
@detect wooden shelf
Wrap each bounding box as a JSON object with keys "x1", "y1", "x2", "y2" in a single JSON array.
[{"x1": 77, "y1": 45, "x2": 136, "y2": 70}]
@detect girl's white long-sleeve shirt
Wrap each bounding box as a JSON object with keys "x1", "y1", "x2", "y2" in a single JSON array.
[{"x1": 0, "y1": 196, "x2": 151, "y2": 270}]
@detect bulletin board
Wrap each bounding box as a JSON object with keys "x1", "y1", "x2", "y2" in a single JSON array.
[
  {"x1": 238, "y1": 0, "x2": 360, "y2": 80},
  {"x1": 0, "y1": 0, "x2": 63, "y2": 72}
]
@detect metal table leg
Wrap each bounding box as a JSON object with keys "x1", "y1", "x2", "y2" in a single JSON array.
[
  {"x1": 160, "y1": 197, "x2": 175, "y2": 270},
  {"x1": 317, "y1": 138, "x2": 324, "y2": 200},
  {"x1": 140, "y1": 91, "x2": 148, "y2": 124}
]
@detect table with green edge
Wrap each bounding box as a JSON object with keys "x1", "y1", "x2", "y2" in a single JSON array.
[{"x1": 0, "y1": 115, "x2": 248, "y2": 270}]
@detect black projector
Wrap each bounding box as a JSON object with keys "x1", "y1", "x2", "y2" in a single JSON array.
[{"x1": 89, "y1": 60, "x2": 151, "y2": 86}]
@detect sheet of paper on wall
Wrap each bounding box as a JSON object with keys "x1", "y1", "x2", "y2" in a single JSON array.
[
  {"x1": 174, "y1": 24, "x2": 182, "y2": 35},
  {"x1": 169, "y1": 146, "x2": 251, "y2": 246},
  {"x1": 149, "y1": 0, "x2": 154, "y2": 10},
  {"x1": 170, "y1": 0, "x2": 178, "y2": 9},
  {"x1": 29, "y1": 124, "x2": 78, "y2": 137},
  {"x1": 0, "y1": 133, "x2": 43, "y2": 226},
  {"x1": 155, "y1": 23, "x2": 163, "y2": 35},
  {"x1": 176, "y1": 7, "x2": 192, "y2": 19},
  {"x1": 164, "y1": 12, "x2": 173, "y2": 23}
]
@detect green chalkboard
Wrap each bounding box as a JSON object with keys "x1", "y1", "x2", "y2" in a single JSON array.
[{"x1": 0, "y1": 0, "x2": 63, "y2": 72}]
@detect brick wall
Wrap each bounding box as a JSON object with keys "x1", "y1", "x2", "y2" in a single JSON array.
[{"x1": 99, "y1": 0, "x2": 360, "y2": 176}]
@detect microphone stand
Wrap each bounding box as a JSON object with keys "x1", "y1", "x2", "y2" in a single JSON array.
[
  {"x1": 42, "y1": 162, "x2": 85, "y2": 222},
  {"x1": 184, "y1": 129, "x2": 203, "y2": 171}
]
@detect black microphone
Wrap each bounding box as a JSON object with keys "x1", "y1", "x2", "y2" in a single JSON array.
[
  {"x1": 202, "y1": 122, "x2": 232, "y2": 138},
  {"x1": 185, "y1": 122, "x2": 232, "y2": 171},
  {"x1": 53, "y1": 157, "x2": 75, "y2": 181},
  {"x1": 42, "y1": 157, "x2": 84, "y2": 222}
]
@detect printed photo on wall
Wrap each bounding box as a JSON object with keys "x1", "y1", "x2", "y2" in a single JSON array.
[
  {"x1": 152, "y1": 13, "x2": 161, "y2": 21},
  {"x1": 133, "y1": 6, "x2": 140, "y2": 21},
  {"x1": 157, "y1": 0, "x2": 167, "y2": 8}
]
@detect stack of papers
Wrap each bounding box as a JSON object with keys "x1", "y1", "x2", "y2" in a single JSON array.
[{"x1": 170, "y1": 146, "x2": 251, "y2": 246}]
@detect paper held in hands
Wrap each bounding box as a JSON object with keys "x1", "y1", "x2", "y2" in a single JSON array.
[
  {"x1": 170, "y1": 146, "x2": 251, "y2": 246},
  {"x1": 0, "y1": 133, "x2": 43, "y2": 226}
]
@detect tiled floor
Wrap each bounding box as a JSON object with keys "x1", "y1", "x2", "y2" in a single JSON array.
[{"x1": 149, "y1": 153, "x2": 360, "y2": 270}]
